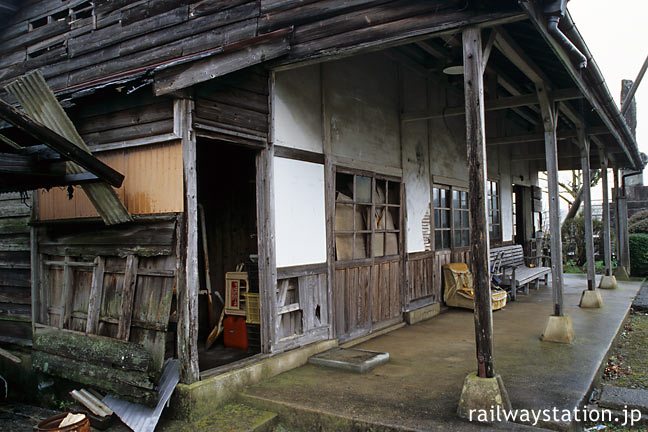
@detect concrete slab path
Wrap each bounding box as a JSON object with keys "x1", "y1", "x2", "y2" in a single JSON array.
[{"x1": 241, "y1": 275, "x2": 642, "y2": 431}]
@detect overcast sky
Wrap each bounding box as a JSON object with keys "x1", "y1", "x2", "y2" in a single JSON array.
[{"x1": 568, "y1": 0, "x2": 647, "y2": 165}]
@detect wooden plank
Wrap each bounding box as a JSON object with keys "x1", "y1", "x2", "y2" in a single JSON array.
[
  {"x1": 116, "y1": 255, "x2": 138, "y2": 340},
  {"x1": 154, "y1": 33, "x2": 291, "y2": 96},
  {"x1": 358, "y1": 265, "x2": 370, "y2": 329},
  {"x1": 277, "y1": 263, "x2": 327, "y2": 279},
  {"x1": 62, "y1": 256, "x2": 74, "y2": 328},
  {"x1": 33, "y1": 325, "x2": 151, "y2": 372},
  {"x1": 33, "y1": 351, "x2": 156, "y2": 406},
  {"x1": 334, "y1": 269, "x2": 346, "y2": 337},
  {"x1": 85, "y1": 256, "x2": 105, "y2": 334},
  {"x1": 600, "y1": 155, "x2": 612, "y2": 275}
]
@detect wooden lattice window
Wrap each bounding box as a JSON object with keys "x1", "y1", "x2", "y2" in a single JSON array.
[{"x1": 334, "y1": 171, "x2": 401, "y2": 261}]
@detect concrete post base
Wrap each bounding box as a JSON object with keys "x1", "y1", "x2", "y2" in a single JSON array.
[
  {"x1": 599, "y1": 275, "x2": 618, "y2": 290},
  {"x1": 541, "y1": 315, "x2": 574, "y2": 344},
  {"x1": 457, "y1": 372, "x2": 511, "y2": 419},
  {"x1": 579, "y1": 290, "x2": 603, "y2": 308},
  {"x1": 614, "y1": 266, "x2": 630, "y2": 281}
]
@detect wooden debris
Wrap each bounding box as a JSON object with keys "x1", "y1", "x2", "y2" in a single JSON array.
[
  {"x1": 70, "y1": 389, "x2": 114, "y2": 418},
  {"x1": 59, "y1": 413, "x2": 86, "y2": 427},
  {"x1": 0, "y1": 347, "x2": 21, "y2": 363}
]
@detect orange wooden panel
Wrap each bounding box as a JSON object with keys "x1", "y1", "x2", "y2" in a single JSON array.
[{"x1": 39, "y1": 142, "x2": 183, "y2": 220}]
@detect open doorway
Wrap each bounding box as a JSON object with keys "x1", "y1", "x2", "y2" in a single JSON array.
[{"x1": 196, "y1": 139, "x2": 261, "y2": 372}]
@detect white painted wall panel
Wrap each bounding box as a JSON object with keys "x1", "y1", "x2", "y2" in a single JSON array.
[
  {"x1": 274, "y1": 65, "x2": 323, "y2": 153},
  {"x1": 273, "y1": 157, "x2": 327, "y2": 267}
]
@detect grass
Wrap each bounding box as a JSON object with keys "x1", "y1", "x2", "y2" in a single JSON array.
[
  {"x1": 602, "y1": 310, "x2": 648, "y2": 389},
  {"x1": 563, "y1": 260, "x2": 611, "y2": 275}
]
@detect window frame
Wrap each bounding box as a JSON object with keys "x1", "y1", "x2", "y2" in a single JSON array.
[
  {"x1": 488, "y1": 180, "x2": 502, "y2": 242},
  {"x1": 334, "y1": 168, "x2": 402, "y2": 262},
  {"x1": 432, "y1": 184, "x2": 470, "y2": 251}
]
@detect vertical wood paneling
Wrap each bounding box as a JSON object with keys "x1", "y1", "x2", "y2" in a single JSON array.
[
  {"x1": 38, "y1": 142, "x2": 183, "y2": 220},
  {"x1": 406, "y1": 252, "x2": 436, "y2": 304}
]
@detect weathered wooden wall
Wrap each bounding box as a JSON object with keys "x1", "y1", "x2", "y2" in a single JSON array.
[
  {"x1": 0, "y1": 192, "x2": 32, "y2": 344},
  {"x1": 32, "y1": 216, "x2": 178, "y2": 403},
  {"x1": 194, "y1": 66, "x2": 269, "y2": 148},
  {"x1": 275, "y1": 265, "x2": 329, "y2": 351},
  {"x1": 333, "y1": 258, "x2": 401, "y2": 342}
]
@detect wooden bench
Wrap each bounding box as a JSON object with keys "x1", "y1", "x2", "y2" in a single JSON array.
[{"x1": 489, "y1": 244, "x2": 551, "y2": 301}]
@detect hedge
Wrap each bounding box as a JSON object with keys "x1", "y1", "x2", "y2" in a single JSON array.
[{"x1": 629, "y1": 233, "x2": 648, "y2": 277}]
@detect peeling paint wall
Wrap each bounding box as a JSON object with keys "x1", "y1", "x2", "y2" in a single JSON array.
[
  {"x1": 274, "y1": 64, "x2": 323, "y2": 153},
  {"x1": 324, "y1": 54, "x2": 401, "y2": 169},
  {"x1": 402, "y1": 69, "x2": 430, "y2": 253}
]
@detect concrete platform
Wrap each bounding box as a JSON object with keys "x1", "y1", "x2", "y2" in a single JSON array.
[{"x1": 241, "y1": 274, "x2": 642, "y2": 431}]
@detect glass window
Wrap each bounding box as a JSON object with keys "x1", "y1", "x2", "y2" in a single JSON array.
[
  {"x1": 335, "y1": 171, "x2": 401, "y2": 261},
  {"x1": 488, "y1": 181, "x2": 501, "y2": 241}
]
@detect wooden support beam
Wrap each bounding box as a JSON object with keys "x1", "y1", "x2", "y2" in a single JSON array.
[
  {"x1": 579, "y1": 132, "x2": 596, "y2": 290},
  {"x1": 463, "y1": 27, "x2": 494, "y2": 379},
  {"x1": 402, "y1": 88, "x2": 581, "y2": 122},
  {"x1": 487, "y1": 126, "x2": 609, "y2": 146},
  {"x1": 0, "y1": 99, "x2": 124, "y2": 188},
  {"x1": 117, "y1": 255, "x2": 138, "y2": 341},
  {"x1": 537, "y1": 83, "x2": 564, "y2": 316},
  {"x1": 176, "y1": 97, "x2": 200, "y2": 383},
  {"x1": 599, "y1": 152, "x2": 612, "y2": 276},
  {"x1": 154, "y1": 31, "x2": 291, "y2": 96},
  {"x1": 481, "y1": 29, "x2": 496, "y2": 71}
]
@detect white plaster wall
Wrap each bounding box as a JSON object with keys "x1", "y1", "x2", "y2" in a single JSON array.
[
  {"x1": 401, "y1": 69, "x2": 430, "y2": 253},
  {"x1": 499, "y1": 150, "x2": 514, "y2": 242},
  {"x1": 323, "y1": 53, "x2": 401, "y2": 169},
  {"x1": 274, "y1": 65, "x2": 323, "y2": 153},
  {"x1": 273, "y1": 157, "x2": 327, "y2": 267}
]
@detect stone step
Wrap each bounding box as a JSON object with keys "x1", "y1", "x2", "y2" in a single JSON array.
[{"x1": 160, "y1": 403, "x2": 277, "y2": 432}]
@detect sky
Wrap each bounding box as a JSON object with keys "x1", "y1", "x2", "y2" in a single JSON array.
[
  {"x1": 568, "y1": 0, "x2": 648, "y2": 179},
  {"x1": 540, "y1": 1, "x2": 648, "y2": 213}
]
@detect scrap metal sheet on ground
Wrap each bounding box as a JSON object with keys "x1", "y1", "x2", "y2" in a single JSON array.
[{"x1": 103, "y1": 359, "x2": 179, "y2": 432}]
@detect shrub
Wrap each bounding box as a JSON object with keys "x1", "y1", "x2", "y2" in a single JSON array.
[
  {"x1": 630, "y1": 210, "x2": 648, "y2": 234},
  {"x1": 629, "y1": 233, "x2": 648, "y2": 277},
  {"x1": 562, "y1": 214, "x2": 604, "y2": 267}
]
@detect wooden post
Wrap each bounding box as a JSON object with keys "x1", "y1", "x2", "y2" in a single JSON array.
[
  {"x1": 258, "y1": 72, "x2": 278, "y2": 352},
  {"x1": 578, "y1": 132, "x2": 595, "y2": 290},
  {"x1": 463, "y1": 26, "x2": 494, "y2": 379},
  {"x1": 537, "y1": 84, "x2": 564, "y2": 316},
  {"x1": 600, "y1": 155, "x2": 612, "y2": 276},
  {"x1": 30, "y1": 192, "x2": 40, "y2": 329},
  {"x1": 176, "y1": 97, "x2": 200, "y2": 384},
  {"x1": 617, "y1": 173, "x2": 631, "y2": 274},
  {"x1": 613, "y1": 168, "x2": 621, "y2": 262}
]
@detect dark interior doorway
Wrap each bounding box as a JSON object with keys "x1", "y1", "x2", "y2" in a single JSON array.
[{"x1": 196, "y1": 139, "x2": 260, "y2": 372}]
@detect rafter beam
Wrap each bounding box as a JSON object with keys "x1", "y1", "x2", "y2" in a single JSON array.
[
  {"x1": 487, "y1": 126, "x2": 609, "y2": 146},
  {"x1": 402, "y1": 87, "x2": 581, "y2": 122}
]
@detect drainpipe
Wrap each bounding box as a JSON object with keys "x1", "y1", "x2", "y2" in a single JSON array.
[{"x1": 543, "y1": 0, "x2": 587, "y2": 69}]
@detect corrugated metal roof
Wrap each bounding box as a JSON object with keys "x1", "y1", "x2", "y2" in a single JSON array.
[
  {"x1": 103, "y1": 359, "x2": 179, "y2": 432},
  {"x1": 5, "y1": 71, "x2": 131, "y2": 225}
]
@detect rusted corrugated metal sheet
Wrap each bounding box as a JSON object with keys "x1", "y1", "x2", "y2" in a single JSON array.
[
  {"x1": 38, "y1": 142, "x2": 183, "y2": 220},
  {"x1": 5, "y1": 71, "x2": 131, "y2": 225}
]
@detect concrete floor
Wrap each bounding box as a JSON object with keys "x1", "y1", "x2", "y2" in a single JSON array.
[{"x1": 241, "y1": 275, "x2": 643, "y2": 431}]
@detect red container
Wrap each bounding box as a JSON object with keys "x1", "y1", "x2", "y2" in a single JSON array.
[{"x1": 223, "y1": 315, "x2": 248, "y2": 350}]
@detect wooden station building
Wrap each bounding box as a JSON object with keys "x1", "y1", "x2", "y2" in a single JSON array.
[{"x1": 0, "y1": 0, "x2": 642, "y2": 409}]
